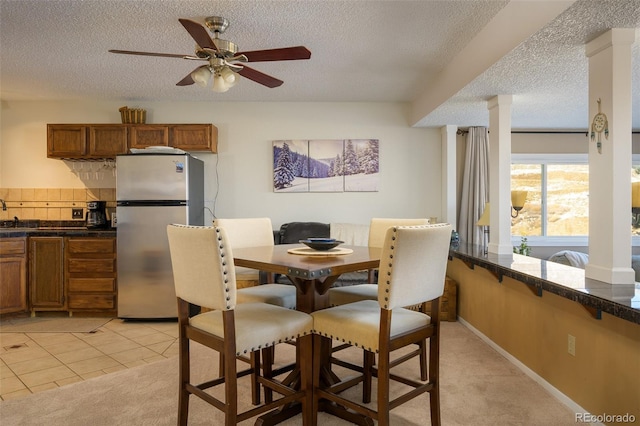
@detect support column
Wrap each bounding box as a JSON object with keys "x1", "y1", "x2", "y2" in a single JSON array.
[
  {"x1": 487, "y1": 95, "x2": 513, "y2": 255},
  {"x1": 441, "y1": 125, "x2": 458, "y2": 228},
  {"x1": 585, "y1": 29, "x2": 636, "y2": 284}
]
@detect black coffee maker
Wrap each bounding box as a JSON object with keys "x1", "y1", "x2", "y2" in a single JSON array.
[{"x1": 86, "y1": 201, "x2": 107, "y2": 228}]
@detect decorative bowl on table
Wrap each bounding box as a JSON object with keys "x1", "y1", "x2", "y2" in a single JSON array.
[{"x1": 299, "y1": 238, "x2": 344, "y2": 251}]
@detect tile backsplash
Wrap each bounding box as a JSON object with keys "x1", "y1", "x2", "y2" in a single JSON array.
[{"x1": 0, "y1": 188, "x2": 116, "y2": 221}]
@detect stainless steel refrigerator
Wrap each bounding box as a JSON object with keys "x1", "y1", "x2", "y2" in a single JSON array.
[{"x1": 116, "y1": 153, "x2": 204, "y2": 319}]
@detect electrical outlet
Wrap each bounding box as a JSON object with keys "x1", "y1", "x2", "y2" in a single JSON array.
[
  {"x1": 72, "y1": 208, "x2": 83, "y2": 219},
  {"x1": 568, "y1": 334, "x2": 576, "y2": 356}
]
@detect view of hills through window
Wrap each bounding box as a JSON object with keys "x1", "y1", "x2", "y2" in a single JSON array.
[{"x1": 511, "y1": 164, "x2": 640, "y2": 236}]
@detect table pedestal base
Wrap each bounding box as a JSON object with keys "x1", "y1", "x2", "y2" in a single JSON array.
[{"x1": 254, "y1": 401, "x2": 373, "y2": 426}]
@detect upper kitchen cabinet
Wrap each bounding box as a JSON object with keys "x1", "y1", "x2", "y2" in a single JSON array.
[
  {"x1": 47, "y1": 124, "x2": 128, "y2": 159},
  {"x1": 170, "y1": 124, "x2": 217, "y2": 152},
  {"x1": 48, "y1": 123, "x2": 217, "y2": 158},
  {"x1": 130, "y1": 124, "x2": 217, "y2": 152},
  {"x1": 47, "y1": 124, "x2": 87, "y2": 158},
  {"x1": 89, "y1": 126, "x2": 128, "y2": 157},
  {"x1": 128, "y1": 125, "x2": 169, "y2": 149}
]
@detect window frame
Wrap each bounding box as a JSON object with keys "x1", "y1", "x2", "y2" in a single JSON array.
[
  {"x1": 512, "y1": 153, "x2": 640, "y2": 247},
  {"x1": 511, "y1": 154, "x2": 589, "y2": 247}
]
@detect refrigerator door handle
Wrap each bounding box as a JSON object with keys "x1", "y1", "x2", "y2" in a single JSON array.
[{"x1": 117, "y1": 200, "x2": 187, "y2": 207}]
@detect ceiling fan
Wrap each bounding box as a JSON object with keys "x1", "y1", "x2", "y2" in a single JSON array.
[{"x1": 109, "y1": 16, "x2": 311, "y2": 92}]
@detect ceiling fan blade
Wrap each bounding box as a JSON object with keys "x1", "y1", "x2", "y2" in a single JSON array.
[
  {"x1": 109, "y1": 49, "x2": 189, "y2": 59},
  {"x1": 178, "y1": 18, "x2": 217, "y2": 50},
  {"x1": 239, "y1": 46, "x2": 311, "y2": 62},
  {"x1": 238, "y1": 65, "x2": 283, "y2": 88},
  {"x1": 176, "y1": 71, "x2": 195, "y2": 86}
]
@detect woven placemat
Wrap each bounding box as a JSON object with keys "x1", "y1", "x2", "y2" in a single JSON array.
[{"x1": 287, "y1": 247, "x2": 353, "y2": 256}]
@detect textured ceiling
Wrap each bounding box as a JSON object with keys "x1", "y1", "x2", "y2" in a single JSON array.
[
  {"x1": 417, "y1": 0, "x2": 640, "y2": 130},
  {"x1": 1, "y1": 0, "x2": 638, "y2": 130}
]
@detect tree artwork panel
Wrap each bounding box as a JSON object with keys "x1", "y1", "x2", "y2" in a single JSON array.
[
  {"x1": 273, "y1": 140, "x2": 310, "y2": 192},
  {"x1": 273, "y1": 139, "x2": 379, "y2": 193},
  {"x1": 344, "y1": 139, "x2": 379, "y2": 192},
  {"x1": 309, "y1": 139, "x2": 344, "y2": 192}
]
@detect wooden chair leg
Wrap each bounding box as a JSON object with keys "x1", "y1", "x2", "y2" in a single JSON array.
[
  {"x1": 261, "y1": 346, "x2": 274, "y2": 404},
  {"x1": 298, "y1": 334, "x2": 313, "y2": 426},
  {"x1": 177, "y1": 302, "x2": 190, "y2": 426},
  {"x1": 363, "y1": 350, "x2": 375, "y2": 403},
  {"x1": 219, "y1": 353, "x2": 225, "y2": 378},
  {"x1": 250, "y1": 351, "x2": 261, "y2": 405},
  {"x1": 418, "y1": 340, "x2": 428, "y2": 381},
  {"x1": 178, "y1": 338, "x2": 189, "y2": 426},
  {"x1": 377, "y1": 348, "x2": 391, "y2": 426},
  {"x1": 429, "y1": 331, "x2": 441, "y2": 425}
]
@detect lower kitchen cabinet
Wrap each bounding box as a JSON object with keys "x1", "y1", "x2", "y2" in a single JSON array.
[
  {"x1": 0, "y1": 237, "x2": 28, "y2": 314},
  {"x1": 29, "y1": 237, "x2": 66, "y2": 312},
  {"x1": 27, "y1": 236, "x2": 117, "y2": 316},
  {"x1": 66, "y1": 237, "x2": 117, "y2": 315}
]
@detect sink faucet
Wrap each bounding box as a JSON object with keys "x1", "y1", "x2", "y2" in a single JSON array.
[
  {"x1": 0, "y1": 199, "x2": 6, "y2": 211},
  {"x1": 14, "y1": 216, "x2": 19, "y2": 227}
]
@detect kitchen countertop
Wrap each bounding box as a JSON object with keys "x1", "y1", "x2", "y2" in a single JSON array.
[
  {"x1": 0, "y1": 220, "x2": 116, "y2": 237},
  {"x1": 0, "y1": 228, "x2": 116, "y2": 237},
  {"x1": 449, "y1": 242, "x2": 640, "y2": 325}
]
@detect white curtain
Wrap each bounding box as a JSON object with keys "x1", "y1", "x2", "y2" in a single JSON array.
[{"x1": 458, "y1": 127, "x2": 490, "y2": 246}]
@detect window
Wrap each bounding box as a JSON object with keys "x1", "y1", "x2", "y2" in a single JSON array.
[
  {"x1": 512, "y1": 154, "x2": 640, "y2": 241},
  {"x1": 511, "y1": 155, "x2": 589, "y2": 238}
]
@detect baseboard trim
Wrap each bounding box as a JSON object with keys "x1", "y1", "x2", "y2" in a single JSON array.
[{"x1": 457, "y1": 316, "x2": 603, "y2": 426}]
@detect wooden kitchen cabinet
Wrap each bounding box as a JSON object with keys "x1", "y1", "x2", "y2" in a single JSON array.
[
  {"x1": 29, "y1": 237, "x2": 66, "y2": 313},
  {"x1": 47, "y1": 124, "x2": 128, "y2": 158},
  {"x1": 47, "y1": 124, "x2": 87, "y2": 158},
  {"x1": 65, "y1": 237, "x2": 117, "y2": 314},
  {"x1": 128, "y1": 125, "x2": 170, "y2": 149},
  {"x1": 0, "y1": 238, "x2": 28, "y2": 314},
  {"x1": 170, "y1": 124, "x2": 217, "y2": 152},
  {"x1": 88, "y1": 125, "x2": 128, "y2": 157},
  {"x1": 130, "y1": 124, "x2": 217, "y2": 152},
  {"x1": 49, "y1": 123, "x2": 217, "y2": 157}
]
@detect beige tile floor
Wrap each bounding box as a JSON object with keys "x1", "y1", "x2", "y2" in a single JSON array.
[{"x1": 0, "y1": 318, "x2": 178, "y2": 401}]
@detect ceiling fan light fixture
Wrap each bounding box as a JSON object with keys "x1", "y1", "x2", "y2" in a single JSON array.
[
  {"x1": 191, "y1": 66, "x2": 211, "y2": 87},
  {"x1": 212, "y1": 73, "x2": 229, "y2": 93},
  {"x1": 110, "y1": 17, "x2": 310, "y2": 90},
  {"x1": 220, "y1": 66, "x2": 238, "y2": 87}
]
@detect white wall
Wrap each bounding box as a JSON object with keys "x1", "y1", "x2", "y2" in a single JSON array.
[{"x1": 0, "y1": 100, "x2": 441, "y2": 228}]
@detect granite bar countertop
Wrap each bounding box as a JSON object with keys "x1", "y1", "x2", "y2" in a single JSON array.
[{"x1": 449, "y1": 243, "x2": 640, "y2": 325}]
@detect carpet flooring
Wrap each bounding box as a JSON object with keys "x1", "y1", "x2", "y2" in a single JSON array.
[{"x1": 0, "y1": 322, "x2": 576, "y2": 425}]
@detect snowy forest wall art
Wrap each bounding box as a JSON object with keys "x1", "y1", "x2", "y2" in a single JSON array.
[{"x1": 273, "y1": 139, "x2": 380, "y2": 193}]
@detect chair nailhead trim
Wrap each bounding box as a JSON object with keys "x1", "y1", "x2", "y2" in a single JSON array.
[
  {"x1": 311, "y1": 330, "x2": 379, "y2": 354},
  {"x1": 215, "y1": 227, "x2": 232, "y2": 309},
  {"x1": 235, "y1": 334, "x2": 305, "y2": 356},
  {"x1": 382, "y1": 227, "x2": 398, "y2": 309}
]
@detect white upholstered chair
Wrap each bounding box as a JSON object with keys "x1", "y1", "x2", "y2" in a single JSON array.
[
  {"x1": 311, "y1": 224, "x2": 451, "y2": 426},
  {"x1": 166, "y1": 224, "x2": 313, "y2": 426},
  {"x1": 213, "y1": 217, "x2": 296, "y2": 309},
  {"x1": 212, "y1": 218, "x2": 298, "y2": 403},
  {"x1": 328, "y1": 217, "x2": 429, "y2": 307},
  {"x1": 327, "y1": 218, "x2": 432, "y2": 384}
]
